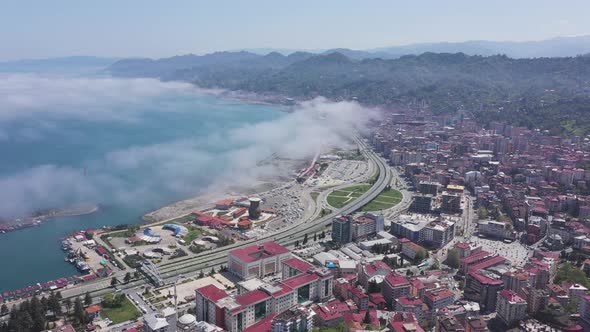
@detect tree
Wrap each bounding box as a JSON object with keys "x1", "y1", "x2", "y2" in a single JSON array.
[
  {"x1": 73, "y1": 297, "x2": 85, "y2": 325},
  {"x1": 84, "y1": 292, "x2": 92, "y2": 306},
  {"x1": 414, "y1": 250, "x2": 426, "y2": 262},
  {"x1": 303, "y1": 234, "x2": 308, "y2": 245},
  {"x1": 30, "y1": 296, "x2": 45, "y2": 332},
  {"x1": 198, "y1": 270, "x2": 205, "y2": 278},
  {"x1": 209, "y1": 267, "x2": 215, "y2": 276},
  {"x1": 124, "y1": 272, "x2": 132, "y2": 284},
  {"x1": 0, "y1": 304, "x2": 7, "y2": 316},
  {"x1": 367, "y1": 280, "x2": 381, "y2": 294},
  {"x1": 363, "y1": 310, "x2": 371, "y2": 324},
  {"x1": 321, "y1": 231, "x2": 326, "y2": 239},
  {"x1": 111, "y1": 277, "x2": 118, "y2": 287},
  {"x1": 64, "y1": 297, "x2": 72, "y2": 323},
  {"x1": 446, "y1": 249, "x2": 460, "y2": 269},
  {"x1": 477, "y1": 207, "x2": 488, "y2": 219},
  {"x1": 294, "y1": 240, "x2": 299, "y2": 247},
  {"x1": 313, "y1": 233, "x2": 317, "y2": 241},
  {"x1": 48, "y1": 292, "x2": 61, "y2": 316}
]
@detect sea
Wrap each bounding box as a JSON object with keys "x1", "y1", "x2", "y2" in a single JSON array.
[{"x1": 0, "y1": 74, "x2": 284, "y2": 292}]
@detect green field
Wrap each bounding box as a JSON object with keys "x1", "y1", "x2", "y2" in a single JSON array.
[
  {"x1": 183, "y1": 225, "x2": 207, "y2": 243},
  {"x1": 101, "y1": 296, "x2": 141, "y2": 324},
  {"x1": 361, "y1": 188, "x2": 402, "y2": 211},
  {"x1": 327, "y1": 185, "x2": 371, "y2": 208}
]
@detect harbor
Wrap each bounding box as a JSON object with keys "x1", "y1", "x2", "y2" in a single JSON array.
[{"x1": 0, "y1": 204, "x2": 99, "y2": 234}]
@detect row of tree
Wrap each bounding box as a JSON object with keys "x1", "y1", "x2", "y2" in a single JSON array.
[{"x1": 0, "y1": 291, "x2": 93, "y2": 332}]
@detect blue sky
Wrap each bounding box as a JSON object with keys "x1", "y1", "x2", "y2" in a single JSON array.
[{"x1": 2, "y1": 0, "x2": 590, "y2": 60}]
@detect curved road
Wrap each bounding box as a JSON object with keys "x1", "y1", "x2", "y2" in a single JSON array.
[{"x1": 58, "y1": 138, "x2": 391, "y2": 300}]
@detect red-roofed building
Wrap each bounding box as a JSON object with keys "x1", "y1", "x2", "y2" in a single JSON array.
[
  {"x1": 84, "y1": 305, "x2": 101, "y2": 319},
  {"x1": 312, "y1": 300, "x2": 346, "y2": 328},
  {"x1": 388, "y1": 312, "x2": 425, "y2": 332},
  {"x1": 232, "y1": 207, "x2": 248, "y2": 218},
  {"x1": 382, "y1": 273, "x2": 410, "y2": 307},
  {"x1": 464, "y1": 271, "x2": 503, "y2": 313},
  {"x1": 358, "y1": 260, "x2": 392, "y2": 289},
  {"x1": 237, "y1": 220, "x2": 252, "y2": 230},
  {"x1": 395, "y1": 297, "x2": 426, "y2": 322},
  {"x1": 424, "y1": 289, "x2": 455, "y2": 310},
  {"x1": 223, "y1": 269, "x2": 333, "y2": 332},
  {"x1": 409, "y1": 278, "x2": 426, "y2": 299},
  {"x1": 344, "y1": 310, "x2": 380, "y2": 328},
  {"x1": 496, "y1": 290, "x2": 527, "y2": 325},
  {"x1": 459, "y1": 250, "x2": 491, "y2": 273},
  {"x1": 193, "y1": 211, "x2": 229, "y2": 229},
  {"x1": 465, "y1": 316, "x2": 487, "y2": 332},
  {"x1": 468, "y1": 255, "x2": 506, "y2": 273},
  {"x1": 437, "y1": 315, "x2": 465, "y2": 332},
  {"x1": 215, "y1": 199, "x2": 233, "y2": 210},
  {"x1": 369, "y1": 293, "x2": 386, "y2": 310},
  {"x1": 223, "y1": 290, "x2": 272, "y2": 331},
  {"x1": 228, "y1": 241, "x2": 291, "y2": 280},
  {"x1": 280, "y1": 269, "x2": 333, "y2": 304},
  {"x1": 282, "y1": 257, "x2": 314, "y2": 279},
  {"x1": 242, "y1": 313, "x2": 276, "y2": 332},
  {"x1": 195, "y1": 284, "x2": 229, "y2": 329},
  {"x1": 348, "y1": 287, "x2": 369, "y2": 310}
]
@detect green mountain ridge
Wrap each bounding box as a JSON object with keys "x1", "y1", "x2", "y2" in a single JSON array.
[{"x1": 108, "y1": 51, "x2": 590, "y2": 136}]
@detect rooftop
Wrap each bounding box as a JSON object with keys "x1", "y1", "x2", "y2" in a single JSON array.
[
  {"x1": 196, "y1": 284, "x2": 228, "y2": 302},
  {"x1": 235, "y1": 289, "x2": 271, "y2": 308},
  {"x1": 385, "y1": 273, "x2": 410, "y2": 287},
  {"x1": 282, "y1": 271, "x2": 321, "y2": 289},
  {"x1": 282, "y1": 257, "x2": 314, "y2": 272},
  {"x1": 229, "y1": 241, "x2": 290, "y2": 263},
  {"x1": 499, "y1": 289, "x2": 526, "y2": 303}
]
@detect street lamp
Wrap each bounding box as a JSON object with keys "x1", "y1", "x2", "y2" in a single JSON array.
[{"x1": 174, "y1": 274, "x2": 184, "y2": 326}]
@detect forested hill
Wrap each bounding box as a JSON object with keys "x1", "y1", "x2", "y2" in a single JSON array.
[{"x1": 108, "y1": 51, "x2": 590, "y2": 136}]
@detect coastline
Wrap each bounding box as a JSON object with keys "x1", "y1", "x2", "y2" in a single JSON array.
[
  {"x1": 142, "y1": 178, "x2": 293, "y2": 223},
  {"x1": 0, "y1": 204, "x2": 99, "y2": 233}
]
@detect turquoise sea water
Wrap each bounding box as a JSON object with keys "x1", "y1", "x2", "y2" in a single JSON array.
[{"x1": 0, "y1": 90, "x2": 283, "y2": 292}]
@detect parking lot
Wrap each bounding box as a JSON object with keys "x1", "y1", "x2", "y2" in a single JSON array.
[{"x1": 311, "y1": 159, "x2": 371, "y2": 187}]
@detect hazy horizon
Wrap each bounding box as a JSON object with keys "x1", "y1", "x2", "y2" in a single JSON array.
[{"x1": 3, "y1": 0, "x2": 590, "y2": 61}]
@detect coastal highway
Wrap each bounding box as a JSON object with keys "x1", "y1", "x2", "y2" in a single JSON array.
[{"x1": 58, "y1": 138, "x2": 392, "y2": 301}]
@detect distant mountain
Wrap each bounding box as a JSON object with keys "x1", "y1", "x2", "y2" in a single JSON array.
[
  {"x1": 238, "y1": 35, "x2": 590, "y2": 60},
  {"x1": 370, "y1": 35, "x2": 590, "y2": 58},
  {"x1": 108, "y1": 50, "x2": 590, "y2": 135},
  {"x1": 108, "y1": 51, "x2": 315, "y2": 78},
  {"x1": 0, "y1": 56, "x2": 120, "y2": 74}
]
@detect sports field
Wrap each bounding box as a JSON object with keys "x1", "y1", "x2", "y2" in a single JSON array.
[
  {"x1": 361, "y1": 188, "x2": 402, "y2": 211},
  {"x1": 326, "y1": 185, "x2": 371, "y2": 208}
]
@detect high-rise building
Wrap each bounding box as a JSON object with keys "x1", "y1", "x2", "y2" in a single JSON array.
[
  {"x1": 332, "y1": 216, "x2": 352, "y2": 244},
  {"x1": 228, "y1": 241, "x2": 291, "y2": 280},
  {"x1": 579, "y1": 294, "x2": 590, "y2": 330},
  {"x1": 196, "y1": 284, "x2": 229, "y2": 329},
  {"x1": 496, "y1": 290, "x2": 527, "y2": 326},
  {"x1": 382, "y1": 273, "x2": 410, "y2": 307},
  {"x1": 248, "y1": 197, "x2": 262, "y2": 220},
  {"x1": 411, "y1": 194, "x2": 433, "y2": 213},
  {"x1": 441, "y1": 192, "x2": 462, "y2": 213}
]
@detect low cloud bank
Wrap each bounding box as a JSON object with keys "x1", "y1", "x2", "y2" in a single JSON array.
[{"x1": 0, "y1": 75, "x2": 380, "y2": 218}]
